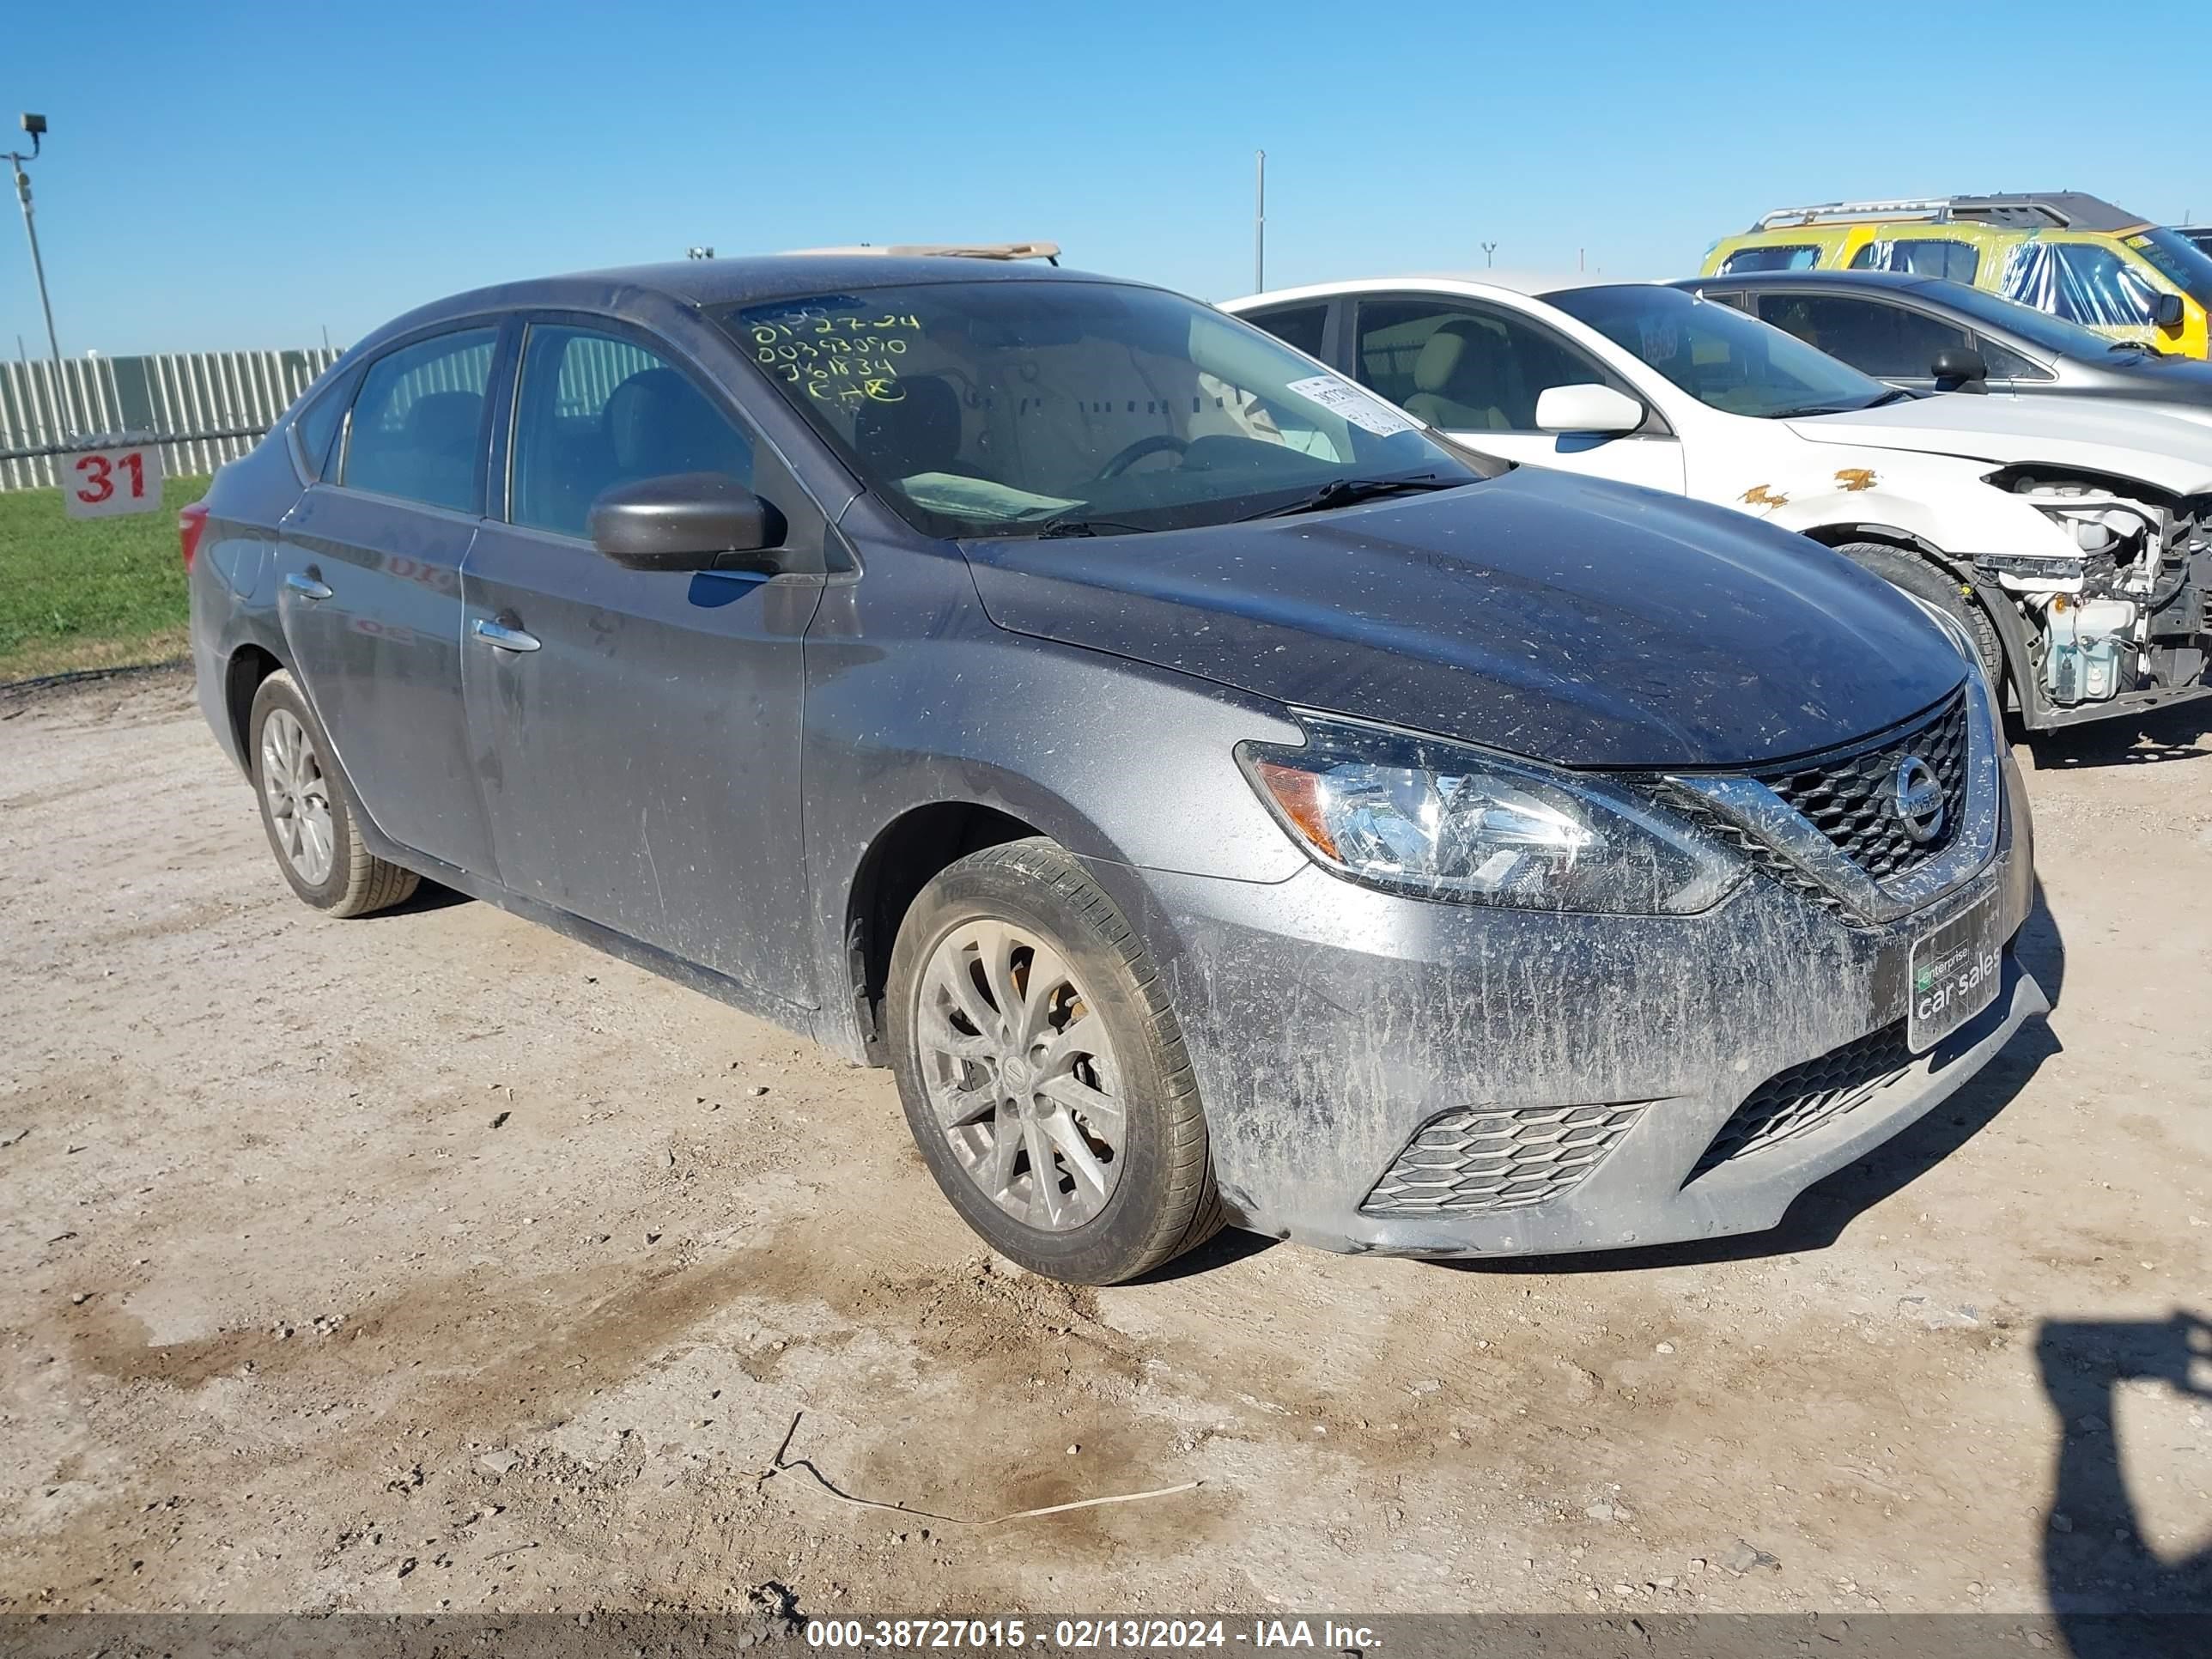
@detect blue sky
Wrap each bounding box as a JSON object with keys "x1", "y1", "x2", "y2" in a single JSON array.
[{"x1": 3, "y1": 0, "x2": 2204, "y2": 356}]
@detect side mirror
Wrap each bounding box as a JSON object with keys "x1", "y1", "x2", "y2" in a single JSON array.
[
  {"x1": 2151, "y1": 290, "x2": 2185, "y2": 331},
  {"x1": 587, "y1": 471, "x2": 786, "y2": 573},
  {"x1": 1534, "y1": 383, "x2": 1644, "y2": 436},
  {"x1": 1930, "y1": 346, "x2": 1988, "y2": 392}
]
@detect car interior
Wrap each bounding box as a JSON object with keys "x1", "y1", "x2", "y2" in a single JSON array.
[
  {"x1": 348, "y1": 388, "x2": 483, "y2": 514},
  {"x1": 513, "y1": 351, "x2": 752, "y2": 538},
  {"x1": 1360, "y1": 307, "x2": 1598, "y2": 432},
  {"x1": 1400, "y1": 319, "x2": 1514, "y2": 430},
  {"x1": 827, "y1": 338, "x2": 1340, "y2": 519}
]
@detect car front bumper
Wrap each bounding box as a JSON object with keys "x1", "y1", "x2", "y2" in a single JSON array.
[{"x1": 1098, "y1": 756, "x2": 2043, "y2": 1258}]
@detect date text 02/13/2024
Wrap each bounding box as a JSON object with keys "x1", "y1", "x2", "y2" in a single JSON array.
[{"x1": 802, "y1": 1619, "x2": 1380, "y2": 1650}]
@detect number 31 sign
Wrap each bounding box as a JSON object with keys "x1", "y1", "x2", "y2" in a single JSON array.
[{"x1": 64, "y1": 443, "x2": 166, "y2": 520}]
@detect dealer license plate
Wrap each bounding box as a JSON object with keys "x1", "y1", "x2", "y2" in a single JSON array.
[{"x1": 1907, "y1": 893, "x2": 2003, "y2": 1053}]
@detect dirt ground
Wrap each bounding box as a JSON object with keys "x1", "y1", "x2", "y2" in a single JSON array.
[{"x1": 2, "y1": 667, "x2": 2208, "y2": 1620}]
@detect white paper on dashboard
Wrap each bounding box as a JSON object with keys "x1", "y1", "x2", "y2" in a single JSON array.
[{"x1": 1285, "y1": 375, "x2": 1418, "y2": 437}]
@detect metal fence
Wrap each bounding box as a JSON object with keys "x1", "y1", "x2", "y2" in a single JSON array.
[{"x1": 0, "y1": 346, "x2": 343, "y2": 490}]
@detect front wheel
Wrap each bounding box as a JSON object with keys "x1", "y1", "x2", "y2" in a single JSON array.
[{"x1": 885, "y1": 837, "x2": 1222, "y2": 1285}]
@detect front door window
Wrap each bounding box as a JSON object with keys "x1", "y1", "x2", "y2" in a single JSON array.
[{"x1": 509, "y1": 326, "x2": 753, "y2": 538}]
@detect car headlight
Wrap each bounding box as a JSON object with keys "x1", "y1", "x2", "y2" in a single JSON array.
[{"x1": 1237, "y1": 714, "x2": 1741, "y2": 915}]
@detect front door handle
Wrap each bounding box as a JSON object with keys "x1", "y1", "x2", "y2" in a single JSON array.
[
  {"x1": 282, "y1": 572, "x2": 333, "y2": 601},
  {"x1": 473, "y1": 617, "x2": 541, "y2": 653}
]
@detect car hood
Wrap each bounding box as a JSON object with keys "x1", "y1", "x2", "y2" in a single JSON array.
[
  {"x1": 960, "y1": 467, "x2": 1964, "y2": 770},
  {"x1": 1789, "y1": 395, "x2": 2212, "y2": 494}
]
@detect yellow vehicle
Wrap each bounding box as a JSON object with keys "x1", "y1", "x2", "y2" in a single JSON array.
[{"x1": 1703, "y1": 194, "x2": 2212, "y2": 360}]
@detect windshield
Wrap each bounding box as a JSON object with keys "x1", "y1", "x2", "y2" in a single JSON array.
[
  {"x1": 2124, "y1": 228, "x2": 2212, "y2": 310},
  {"x1": 1544, "y1": 284, "x2": 1893, "y2": 419},
  {"x1": 719, "y1": 280, "x2": 1482, "y2": 538},
  {"x1": 1901, "y1": 278, "x2": 2120, "y2": 359}
]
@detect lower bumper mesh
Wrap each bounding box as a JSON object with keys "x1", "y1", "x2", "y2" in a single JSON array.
[
  {"x1": 1689, "y1": 1021, "x2": 1916, "y2": 1180},
  {"x1": 1360, "y1": 1101, "x2": 1649, "y2": 1217}
]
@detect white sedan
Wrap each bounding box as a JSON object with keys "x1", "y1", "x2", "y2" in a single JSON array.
[{"x1": 1223, "y1": 276, "x2": 2212, "y2": 732}]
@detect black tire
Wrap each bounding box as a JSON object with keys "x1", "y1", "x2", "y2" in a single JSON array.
[
  {"x1": 247, "y1": 670, "x2": 419, "y2": 918},
  {"x1": 885, "y1": 837, "x2": 1223, "y2": 1285},
  {"x1": 1835, "y1": 541, "x2": 2007, "y2": 696}
]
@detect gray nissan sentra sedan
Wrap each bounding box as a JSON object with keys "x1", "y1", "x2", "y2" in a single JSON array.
[{"x1": 185, "y1": 252, "x2": 2048, "y2": 1284}]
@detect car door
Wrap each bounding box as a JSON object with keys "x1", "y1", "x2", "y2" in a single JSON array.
[
  {"x1": 1752, "y1": 290, "x2": 1972, "y2": 392},
  {"x1": 1347, "y1": 295, "x2": 1685, "y2": 492},
  {"x1": 272, "y1": 323, "x2": 502, "y2": 877},
  {"x1": 460, "y1": 316, "x2": 824, "y2": 1006}
]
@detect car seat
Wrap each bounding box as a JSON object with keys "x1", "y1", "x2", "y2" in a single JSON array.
[
  {"x1": 605, "y1": 368, "x2": 750, "y2": 483},
  {"x1": 365, "y1": 389, "x2": 481, "y2": 511},
  {"x1": 1401, "y1": 319, "x2": 1512, "y2": 431}
]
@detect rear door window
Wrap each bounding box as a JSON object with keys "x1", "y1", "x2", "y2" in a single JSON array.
[
  {"x1": 1754, "y1": 293, "x2": 1969, "y2": 378},
  {"x1": 1718, "y1": 245, "x2": 1820, "y2": 274},
  {"x1": 1354, "y1": 299, "x2": 1615, "y2": 431},
  {"x1": 1848, "y1": 240, "x2": 1981, "y2": 283},
  {"x1": 1240, "y1": 302, "x2": 1330, "y2": 362},
  {"x1": 508, "y1": 325, "x2": 753, "y2": 539},
  {"x1": 340, "y1": 328, "x2": 498, "y2": 514}
]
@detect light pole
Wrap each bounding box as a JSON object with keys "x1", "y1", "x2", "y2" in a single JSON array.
[
  {"x1": 1481, "y1": 241, "x2": 1498, "y2": 268},
  {"x1": 6, "y1": 112, "x2": 81, "y2": 441},
  {"x1": 1253, "y1": 150, "x2": 1265, "y2": 294}
]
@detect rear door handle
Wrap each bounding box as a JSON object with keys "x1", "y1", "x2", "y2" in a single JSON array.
[
  {"x1": 473, "y1": 617, "x2": 541, "y2": 653},
  {"x1": 282, "y1": 572, "x2": 333, "y2": 601}
]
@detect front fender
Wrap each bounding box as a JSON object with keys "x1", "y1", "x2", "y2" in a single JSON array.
[
  {"x1": 1755, "y1": 486, "x2": 1960, "y2": 550},
  {"x1": 799, "y1": 606, "x2": 1313, "y2": 1060},
  {"x1": 1726, "y1": 452, "x2": 2080, "y2": 561}
]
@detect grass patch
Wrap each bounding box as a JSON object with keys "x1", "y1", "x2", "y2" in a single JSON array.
[{"x1": 0, "y1": 474, "x2": 209, "y2": 683}]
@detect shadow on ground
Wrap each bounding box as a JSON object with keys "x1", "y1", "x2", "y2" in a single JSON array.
[
  {"x1": 2038, "y1": 1310, "x2": 2212, "y2": 1655},
  {"x1": 375, "y1": 878, "x2": 473, "y2": 917},
  {"x1": 2025, "y1": 698, "x2": 2212, "y2": 771}
]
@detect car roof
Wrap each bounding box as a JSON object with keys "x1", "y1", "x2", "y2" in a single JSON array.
[
  {"x1": 1679, "y1": 270, "x2": 1937, "y2": 295},
  {"x1": 368, "y1": 253, "x2": 1149, "y2": 343},
  {"x1": 1223, "y1": 272, "x2": 1658, "y2": 308},
  {"x1": 1747, "y1": 191, "x2": 2145, "y2": 234}
]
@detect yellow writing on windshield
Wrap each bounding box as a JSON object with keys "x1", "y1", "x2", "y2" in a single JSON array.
[{"x1": 750, "y1": 308, "x2": 921, "y2": 405}]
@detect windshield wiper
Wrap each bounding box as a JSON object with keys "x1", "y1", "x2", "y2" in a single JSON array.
[
  {"x1": 1243, "y1": 473, "x2": 1457, "y2": 520},
  {"x1": 1775, "y1": 395, "x2": 1905, "y2": 417},
  {"x1": 1864, "y1": 388, "x2": 1917, "y2": 406},
  {"x1": 1031, "y1": 514, "x2": 1158, "y2": 539}
]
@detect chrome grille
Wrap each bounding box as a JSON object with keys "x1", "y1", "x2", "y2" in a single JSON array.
[
  {"x1": 1361, "y1": 1102, "x2": 1647, "y2": 1217},
  {"x1": 1662, "y1": 787, "x2": 1850, "y2": 917},
  {"x1": 1755, "y1": 692, "x2": 1970, "y2": 882}
]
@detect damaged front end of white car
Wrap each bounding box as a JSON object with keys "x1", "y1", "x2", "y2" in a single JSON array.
[{"x1": 1976, "y1": 465, "x2": 2212, "y2": 727}]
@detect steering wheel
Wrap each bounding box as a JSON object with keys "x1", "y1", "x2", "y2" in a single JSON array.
[{"x1": 1094, "y1": 434, "x2": 1188, "y2": 481}]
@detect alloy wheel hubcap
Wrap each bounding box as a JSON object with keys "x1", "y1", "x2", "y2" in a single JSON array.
[
  {"x1": 260, "y1": 708, "x2": 336, "y2": 885},
  {"x1": 916, "y1": 919, "x2": 1125, "y2": 1232}
]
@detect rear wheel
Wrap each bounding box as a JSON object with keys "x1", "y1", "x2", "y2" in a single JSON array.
[
  {"x1": 1835, "y1": 541, "x2": 2007, "y2": 696},
  {"x1": 885, "y1": 837, "x2": 1222, "y2": 1285},
  {"x1": 248, "y1": 670, "x2": 419, "y2": 917}
]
